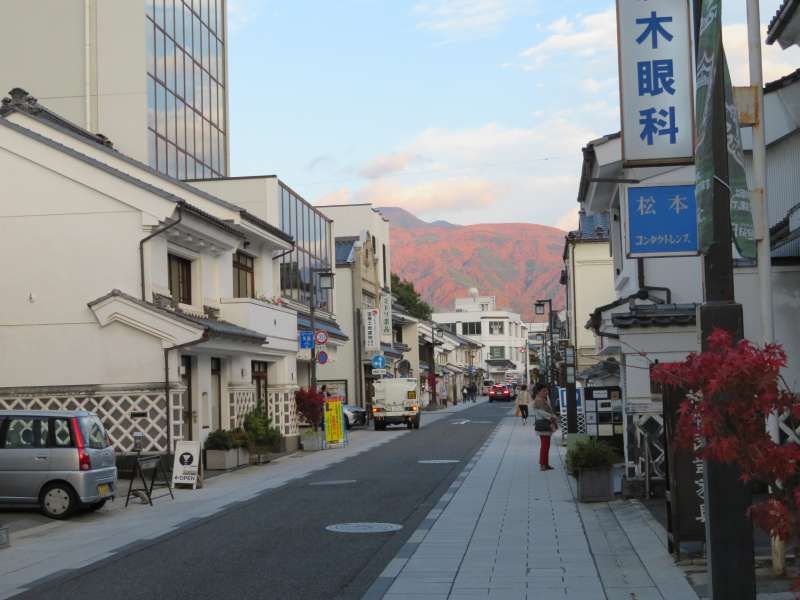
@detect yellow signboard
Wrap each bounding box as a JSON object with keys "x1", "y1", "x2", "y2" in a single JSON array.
[{"x1": 325, "y1": 398, "x2": 345, "y2": 445}]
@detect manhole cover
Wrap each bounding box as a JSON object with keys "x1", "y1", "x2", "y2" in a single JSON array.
[
  {"x1": 418, "y1": 459, "x2": 460, "y2": 464},
  {"x1": 326, "y1": 522, "x2": 403, "y2": 533},
  {"x1": 309, "y1": 480, "x2": 357, "y2": 486}
]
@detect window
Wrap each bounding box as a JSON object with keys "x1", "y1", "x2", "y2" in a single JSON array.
[
  {"x1": 480, "y1": 303, "x2": 489, "y2": 311},
  {"x1": 462, "y1": 322, "x2": 481, "y2": 336},
  {"x1": 233, "y1": 251, "x2": 255, "y2": 298},
  {"x1": 3, "y1": 417, "x2": 37, "y2": 448},
  {"x1": 53, "y1": 419, "x2": 73, "y2": 447},
  {"x1": 79, "y1": 416, "x2": 109, "y2": 449},
  {"x1": 439, "y1": 323, "x2": 456, "y2": 333},
  {"x1": 489, "y1": 321, "x2": 505, "y2": 335},
  {"x1": 489, "y1": 346, "x2": 505, "y2": 360},
  {"x1": 168, "y1": 253, "x2": 192, "y2": 304}
]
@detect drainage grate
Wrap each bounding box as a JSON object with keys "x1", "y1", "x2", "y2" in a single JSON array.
[{"x1": 326, "y1": 522, "x2": 403, "y2": 533}]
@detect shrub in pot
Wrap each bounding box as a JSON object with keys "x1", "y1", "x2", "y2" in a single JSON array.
[
  {"x1": 566, "y1": 437, "x2": 618, "y2": 502},
  {"x1": 295, "y1": 387, "x2": 325, "y2": 451},
  {"x1": 231, "y1": 428, "x2": 251, "y2": 466},
  {"x1": 243, "y1": 401, "x2": 283, "y2": 463},
  {"x1": 204, "y1": 430, "x2": 239, "y2": 471}
]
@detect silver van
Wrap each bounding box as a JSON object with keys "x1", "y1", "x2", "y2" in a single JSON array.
[{"x1": 0, "y1": 410, "x2": 117, "y2": 519}]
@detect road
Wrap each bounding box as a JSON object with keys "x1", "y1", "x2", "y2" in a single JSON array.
[{"x1": 12, "y1": 401, "x2": 513, "y2": 600}]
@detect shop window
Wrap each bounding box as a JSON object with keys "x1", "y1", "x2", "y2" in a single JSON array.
[{"x1": 168, "y1": 253, "x2": 192, "y2": 304}]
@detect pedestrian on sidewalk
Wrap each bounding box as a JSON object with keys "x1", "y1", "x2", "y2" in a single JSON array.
[
  {"x1": 532, "y1": 383, "x2": 557, "y2": 471},
  {"x1": 515, "y1": 384, "x2": 529, "y2": 425},
  {"x1": 461, "y1": 385, "x2": 469, "y2": 404},
  {"x1": 468, "y1": 381, "x2": 477, "y2": 402}
]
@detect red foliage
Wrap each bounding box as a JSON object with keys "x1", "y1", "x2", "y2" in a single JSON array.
[
  {"x1": 652, "y1": 328, "x2": 800, "y2": 577},
  {"x1": 295, "y1": 387, "x2": 324, "y2": 430}
]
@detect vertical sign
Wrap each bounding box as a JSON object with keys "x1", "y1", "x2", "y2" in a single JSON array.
[
  {"x1": 324, "y1": 398, "x2": 346, "y2": 446},
  {"x1": 625, "y1": 184, "x2": 699, "y2": 256},
  {"x1": 616, "y1": 0, "x2": 694, "y2": 165},
  {"x1": 363, "y1": 308, "x2": 380, "y2": 352},
  {"x1": 380, "y1": 293, "x2": 393, "y2": 342},
  {"x1": 695, "y1": 0, "x2": 756, "y2": 259}
]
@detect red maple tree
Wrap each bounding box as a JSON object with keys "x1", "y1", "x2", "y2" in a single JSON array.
[
  {"x1": 652, "y1": 329, "x2": 800, "y2": 546},
  {"x1": 295, "y1": 387, "x2": 324, "y2": 430}
]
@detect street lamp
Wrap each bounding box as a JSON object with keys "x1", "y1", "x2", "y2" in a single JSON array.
[{"x1": 310, "y1": 268, "x2": 334, "y2": 389}]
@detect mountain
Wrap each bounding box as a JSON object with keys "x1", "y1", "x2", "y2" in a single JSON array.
[{"x1": 378, "y1": 207, "x2": 566, "y2": 321}]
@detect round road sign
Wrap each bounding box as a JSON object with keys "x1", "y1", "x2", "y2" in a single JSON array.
[
  {"x1": 315, "y1": 330, "x2": 329, "y2": 345},
  {"x1": 317, "y1": 350, "x2": 329, "y2": 365}
]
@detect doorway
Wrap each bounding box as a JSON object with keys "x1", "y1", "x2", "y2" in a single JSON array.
[
  {"x1": 181, "y1": 355, "x2": 193, "y2": 441},
  {"x1": 252, "y1": 361, "x2": 269, "y2": 408},
  {"x1": 211, "y1": 358, "x2": 222, "y2": 431}
]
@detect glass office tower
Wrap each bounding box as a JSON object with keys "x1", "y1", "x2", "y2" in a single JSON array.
[{"x1": 145, "y1": 0, "x2": 227, "y2": 179}]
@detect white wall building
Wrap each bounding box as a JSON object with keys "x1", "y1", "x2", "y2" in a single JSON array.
[
  {"x1": 0, "y1": 0, "x2": 230, "y2": 179},
  {"x1": 0, "y1": 90, "x2": 298, "y2": 453},
  {"x1": 433, "y1": 290, "x2": 528, "y2": 384}
]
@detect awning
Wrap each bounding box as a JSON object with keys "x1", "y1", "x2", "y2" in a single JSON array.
[
  {"x1": 485, "y1": 359, "x2": 516, "y2": 370},
  {"x1": 297, "y1": 315, "x2": 349, "y2": 341}
]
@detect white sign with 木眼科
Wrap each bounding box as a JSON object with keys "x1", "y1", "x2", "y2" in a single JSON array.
[{"x1": 616, "y1": 0, "x2": 694, "y2": 165}]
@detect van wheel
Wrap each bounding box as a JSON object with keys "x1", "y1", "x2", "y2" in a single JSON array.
[{"x1": 41, "y1": 482, "x2": 78, "y2": 519}]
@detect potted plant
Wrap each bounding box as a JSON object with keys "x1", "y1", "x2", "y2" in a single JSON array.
[
  {"x1": 566, "y1": 437, "x2": 618, "y2": 502},
  {"x1": 231, "y1": 428, "x2": 251, "y2": 466},
  {"x1": 295, "y1": 387, "x2": 325, "y2": 451},
  {"x1": 243, "y1": 401, "x2": 283, "y2": 464},
  {"x1": 204, "y1": 430, "x2": 238, "y2": 471}
]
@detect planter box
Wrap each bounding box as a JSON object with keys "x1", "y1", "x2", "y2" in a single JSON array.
[
  {"x1": 206, "y1": 448, "x2": 250, "y2": 470},
  {"x1": 249, "y1": 451, "x2": 271, "y2": 465},
  {"x1": 577, "y1": 467, "x2": 614, "y2": 502},
  {"x1": 301, "y1": 431, "x2": 324, "y2": 451}
]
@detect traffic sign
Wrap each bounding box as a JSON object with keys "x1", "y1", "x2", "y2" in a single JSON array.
[
  {"x1": 372, "y1": 368, "x2": 387, "y2": 376},
  {"x1": 299, "y1": 331, "x2": 314, "y2": 349},
  {"x1": 371, "y1": 355, "x2": 386, "y2": 369},
  {"x1": 317, "y1": 350, "x2": 329, "y2": 365},
  {"x1": 315, "y1": 330, "x2": 329, "y2": 345},
  {"x1": 626, "y1": 184, "x2": 698, "y2": 257}
]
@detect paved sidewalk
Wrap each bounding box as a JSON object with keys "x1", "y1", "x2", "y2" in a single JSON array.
[
  {"x1": 0, "y1": 400, "x2": 478, "y2": 600},
  {"x1": 368, "y1": 414, "x2": 699, "y2": 600}
]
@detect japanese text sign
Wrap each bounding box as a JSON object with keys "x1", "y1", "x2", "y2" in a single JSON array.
[
  {"x1": 364, "y1": 308, "x2": 380, "y2": 352},
  {"x1": 616, "y1": 0, "x2": 694, "y2": 165},
  {"x1": 626, "y1": 184, "x2": 698, "y2": 256},
  {"x1": 380, "y1": 293, "x2": 393, "y2": 341}
]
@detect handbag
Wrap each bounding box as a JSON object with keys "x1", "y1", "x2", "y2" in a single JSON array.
[{"x1": 534, "y1": 418, "x2": 552, "y2": 432}]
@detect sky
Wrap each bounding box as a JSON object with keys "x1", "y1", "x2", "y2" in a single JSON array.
[{"x1": 226, "y1": 0, "x2": 800, "y2": 230}]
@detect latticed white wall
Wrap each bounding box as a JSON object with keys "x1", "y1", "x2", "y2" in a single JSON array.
[
  {"x1": 267, "y1": 387, "x2": 299, "y2": 437},
  {"x1": 0, "y1": 386, "x2": 174, "y2": 452},
  {"x1": 229, "y1": 387, "x2": 256, "y2": 429}
]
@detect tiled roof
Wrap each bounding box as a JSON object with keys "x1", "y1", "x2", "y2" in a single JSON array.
[
  {"x1": 485, "y1": 359, "x2": 516, "y2": 369},
  {"x1": 88, "y1": 289, "x2": 268, "y2": 343},
  {"x1": 768, "y1": 0, "x2": 800, "y2": 44},
  {"x1": 611, "y1": 304, "x2": 698, "y2": 329},
  {"x1": 764, "y1": 67, "x2": 800, "y2": 93},
  {"x1": 578, "y1": 359, "x2": 620, "y2": 381}
]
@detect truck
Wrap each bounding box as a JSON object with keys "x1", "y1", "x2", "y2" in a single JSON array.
[{"x1": 372, "y1": 378, "x2": 423, "y2": 430}]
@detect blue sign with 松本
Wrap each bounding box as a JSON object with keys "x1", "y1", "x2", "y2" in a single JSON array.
[{"x1": 626, "y1": 184, "x2": 698, "y2": 256}]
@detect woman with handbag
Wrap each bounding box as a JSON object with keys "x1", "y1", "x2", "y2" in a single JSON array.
[
  {"x1": 532, "y1": 383, "x2": 557, "y2": 471},
  {"x1": 515, "y1": 384, "x2": 529, "y2": 425}
]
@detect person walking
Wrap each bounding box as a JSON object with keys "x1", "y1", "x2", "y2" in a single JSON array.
[
  {"x1": 516, "y1": 384, "x2": 530, "y2": 425},
  {"x1": 468, "y1": 381, "x2": 478, "y2": 403},
  {"x1": 461, "y1": 384, "x2": 469, "y2": 404},
  {"x1": 532, "y1": 383, "x2": 557, "y2": 471}
]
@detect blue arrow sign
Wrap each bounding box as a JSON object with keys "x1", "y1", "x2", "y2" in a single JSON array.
[{"x1": 371, "y1": 355, "x2": 386, "y2": 369}]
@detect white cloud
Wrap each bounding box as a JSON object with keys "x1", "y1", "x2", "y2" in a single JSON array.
[
  {"x1": 227, "y1": 0, "x2": 261, "y2": 32},
  {"x1": 355, "y1": 178, "x2": 504, "y2": 213},
  {"x1": 520, "y1": 8, "x2": 617, "y2": 69},
  {"x1": 360, "y1": 152, "x2": 425, "y2": 179},
  {"x1": 554, "y1": 206, "x2": 580, "y2": 232},
  {"x1": 414, "y1": 0, "x2": 513, "y2": 35},
  {"x1": 722, "y1": 23, "x2": 800, "y2": 86}
]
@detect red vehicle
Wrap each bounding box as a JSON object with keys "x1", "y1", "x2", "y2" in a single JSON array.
[{"x1": 488, "y1": 384, "x2": 512, "y2": 402}]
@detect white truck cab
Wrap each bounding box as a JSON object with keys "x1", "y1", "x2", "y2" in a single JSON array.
[{"x1": 372, "y1": 378, "x2": 423, "y2": 430}]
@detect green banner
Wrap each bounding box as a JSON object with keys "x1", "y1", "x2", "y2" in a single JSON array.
[{"x1": 695, "y1": 0, "x2": 756, "y2": 259}]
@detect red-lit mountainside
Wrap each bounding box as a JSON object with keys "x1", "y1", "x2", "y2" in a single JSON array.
[{"x1": 378, "y1": 207, "x2": 566, "y2": 321}]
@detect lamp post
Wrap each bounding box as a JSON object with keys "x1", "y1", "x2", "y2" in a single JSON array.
[{"x1": 309, "y1": 269, "x2": 334, "y2": 390}]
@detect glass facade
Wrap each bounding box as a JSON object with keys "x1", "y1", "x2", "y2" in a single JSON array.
[
  {"x1": 279, "y1": 184, "x2": 333, "y2": 312},
  {"x1": 145, "y1": 0, "x2": 227, "y2": 179}
]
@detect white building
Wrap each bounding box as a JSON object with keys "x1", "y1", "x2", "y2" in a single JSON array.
[
  {"x1": 0, "y1": 90, "x2": 299, "y2": 453},
  {"x1": 578, "y1": 69, "x2": 800, "y2": 477},
  {"x1": 0, "y1": 0, "x2": 230, "y2": 179},
  {"x1": 433, "y1": 290, "x2": 528, "y2": 384}
]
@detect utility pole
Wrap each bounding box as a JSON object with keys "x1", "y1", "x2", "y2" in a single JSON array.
[{"x1": 693, "y1": 1, "x2": 755, "y2": 597}]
